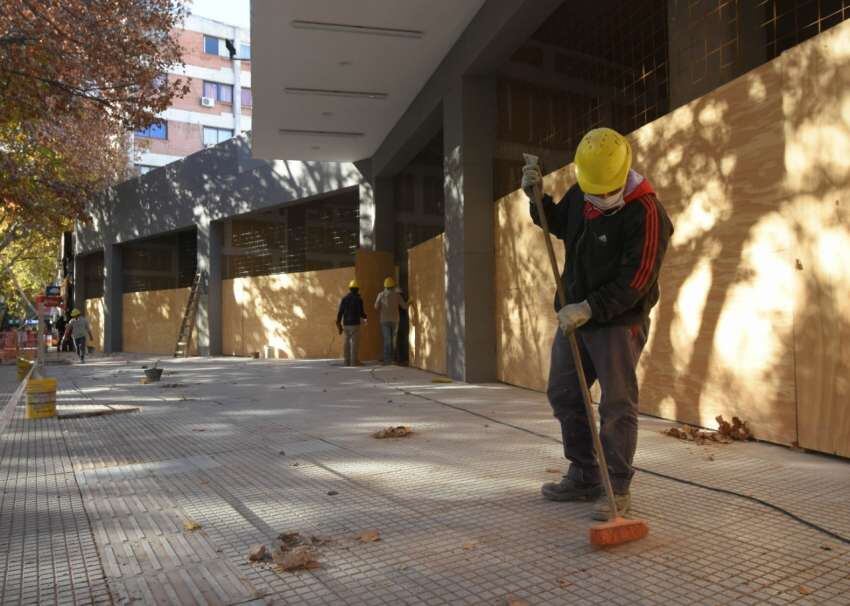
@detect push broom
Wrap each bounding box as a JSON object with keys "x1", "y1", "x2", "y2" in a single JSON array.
[{"x1": 523, "y1": 153, "x2": 649, "y2": 547}]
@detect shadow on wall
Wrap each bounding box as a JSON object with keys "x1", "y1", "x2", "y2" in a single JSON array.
[
  {"x1": 495, "y1": 21, "x2": 850, "y2": 456},
  {"x1": 222, "y1": 250, "x2": 394, "y2": 362},
  {"x1": 122, "y1": 288, "x2": 196, "y2": 355},
  {"x1": 84, "y1": 297, "x2": 105, "y2": 352},
  {"x1": 79, "y1": 135, "x2": 367, "y2": 254}
]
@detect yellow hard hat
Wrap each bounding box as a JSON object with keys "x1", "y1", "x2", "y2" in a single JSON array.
[
  {"x1": 348, "y1": 279, "x2": 359, "y2": 289},
  {"x1": 70, "y1": 309, "x2": 81, "y2": 317},
  {"x1": 574, "y1": 128, "x2": 632, "y2": 195},
  {"x1": 384, "y1": 277, "x2": 396, "y2": 288}
]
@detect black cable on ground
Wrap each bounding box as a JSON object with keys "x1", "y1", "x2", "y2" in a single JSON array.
[{"x1": 370, "y1": 369, "x2": 850, "y2": 546}]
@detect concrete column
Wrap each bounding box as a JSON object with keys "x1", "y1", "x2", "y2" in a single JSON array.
[
  {"x1": 357, "y1": 159, "x2": 377, "y2": 251},
  {"x1": 443, "y1": 76, "x2": 498, "y2": 382},
  {"x1": 373, "y1": 177, "x2": 396, "y2": 254},
  {"x1": 196, "y1": 220, "x2": 223, "y2": 356},
  {"x1": 72, "y1": 252, "x2": 86, "y2": 311},
  {"x1": 103, "y1": 243, "x2": 123, "y2": 353}
]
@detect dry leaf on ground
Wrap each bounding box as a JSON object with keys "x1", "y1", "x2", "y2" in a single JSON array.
[
  {"x1": 662, "y1": 415, "x2": 752, "y2": 445},
  {"x1": 506, "y1": 596, "x2": 529, "y2": 606},
  {"x1": 798, "y1": 585, "x2": 813, "y2": 595},
  {"x1": 431, "y1": 377, "x2": 452, "y2": 383},
  {"x1": 558, "y1": 578, "x2": 573, "y2": 589},
  {"x1": 462, "y1": 542, "x2": 477, "y2": 550},
  {"x1": 356, "y1": 529, "x2": 381, "y2": 543},
  {"x1": 274, "y1": 545, "x2": 319, "y2": 571},
  {"x1": 545, "y1": 468, "x2": 561, "y2": 474},
  {"x1": 183, "y1": 520, "x2": 202, "y2": 531},
  {"x1": 248, "y1": 544, "x2": 269, "y2": 562},
  {"x1": 373, "y1": 426, "x2": 413, "y2": 439}
]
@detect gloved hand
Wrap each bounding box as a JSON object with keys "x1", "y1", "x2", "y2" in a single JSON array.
[
  {"x1": 521, "y1": 163, "x2": 542, "y2": 201},
  {"x1": 336, "y1": 322, "x2": 342, "y2": 335},
  {"x1": 557, "y1": 300, "x2": 592, "y2": 334}
]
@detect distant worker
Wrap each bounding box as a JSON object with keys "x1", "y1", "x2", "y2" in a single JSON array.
[
  {"x1": 55, "y1": 312, "x2": 67, "y2": 352},
  {"x1": 62, "y1": 308, "x2": 94, "y2": 363},
  {"x1": 522, "y1": 127, "x2": 673, "y2": 520},
  {"x1": 336, "y1": 279, "x2": 367, "y2": 366},
  {"x1": 374, "y1": 277, "x2": 410, "y2": 365}
]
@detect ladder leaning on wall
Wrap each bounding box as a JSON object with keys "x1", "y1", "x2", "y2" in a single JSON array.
[{"x1": 174, "y1": 272, "x2": 201, "y2": 358}]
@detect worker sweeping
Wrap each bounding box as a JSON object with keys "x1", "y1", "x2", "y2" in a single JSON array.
[
  {"x1": 61, "y1": 308, "x2": 94, "y2": 364},
  {"x1": 374, "y1": 277, "x2": 409, "y2": 365},
  {"x1": 336, "y1": 279, "x2": 367, "y2": 366},
  {"x1": 522, "y1": 128, "x2": 673, "y2": 524}
]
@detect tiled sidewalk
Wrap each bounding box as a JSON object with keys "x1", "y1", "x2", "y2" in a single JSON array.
[{"x1": 1, "y1": 357, "x2": 849, "y2": 605}]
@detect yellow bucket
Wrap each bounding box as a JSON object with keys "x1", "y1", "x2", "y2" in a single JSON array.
[
  {"x1": 26, "y1": 378, "x2": 57, "y2": 420},
  {"x1": 16, "y1": 357, "x2": 33, "y2": 381}
]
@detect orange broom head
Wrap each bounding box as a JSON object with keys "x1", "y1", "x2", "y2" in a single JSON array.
[{"x1": 589, "y1": 516, "x2": 649, "y2": 547}]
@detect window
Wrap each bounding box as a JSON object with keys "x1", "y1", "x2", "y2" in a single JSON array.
[
  {"x1": 241, "y1": 88, "x2": 252, "y2": 108},
  {"x1": 203, "y1": 81, "x2": 233, "y2": 103},
  {"x1": 136, "y1": 164, "x2": 156, "y2": 175},
  {"x1": 204, "y1": 35, "x2": 223, "y2": 55},
  {"x1": 239, "y1": 43, "x2": 251, "y2": 60},
  {"x1": 203, "y1": 126, "x2": 233, "y2": 146},
  {"x1": 135, "y1": 121, "x2": 167, "y2": 139}
]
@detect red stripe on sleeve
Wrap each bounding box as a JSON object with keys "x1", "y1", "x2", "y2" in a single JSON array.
[{"x1": 630, "y1": 197, "x2": 659, "y2": 290}]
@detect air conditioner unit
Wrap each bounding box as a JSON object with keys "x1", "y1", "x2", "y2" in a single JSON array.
[{"x1": 201, "y1": 96, "x2": 215, "y2": 107}]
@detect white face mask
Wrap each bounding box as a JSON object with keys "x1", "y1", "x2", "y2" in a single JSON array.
[{"x1": 585, "y1": 189, "x2": 625, "y2": 211}]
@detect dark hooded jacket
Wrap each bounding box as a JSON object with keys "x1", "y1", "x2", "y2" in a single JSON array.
[{"x1": 530, "y1": 172, "x2": 673, "y2": 328}]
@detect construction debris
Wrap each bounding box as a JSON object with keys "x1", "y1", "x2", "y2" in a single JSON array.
[
  {"x1": 183, "y1": 520, "x2": 202, "y2": 532},
  {"x1": 274, "y1": 545, "x2": 320, "y2": 571},
  {"x1": 246, "y1": 532, "x2": 330, "y2": 573},
  {"x1": 373, "y1": 426, "x2": 413, "y2": 439},
  {"x1": 356, "y1": 529, "x2": 381, "y2": 543},
  {"x1": 662, "y1": 415, "x2": 753, "y2": 445}
]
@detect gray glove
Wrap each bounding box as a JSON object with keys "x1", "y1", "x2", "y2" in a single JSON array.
[
  {"x1": 557, "y1": 300, "x2": 592, "y2": 334},
  {"x1": 521, "y1": 163, "x2": 542, "y2": 201}
]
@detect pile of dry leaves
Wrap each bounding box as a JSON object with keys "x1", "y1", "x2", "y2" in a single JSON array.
[
  {"x1": 248, "y1": 532, "x2": 328, "y2": 572},
  {"x1": 373, "y1": 425, "x2": 413, "y2": 439},
  {"x1": 662, "y1": 415, "x2": 753, "y2": 444}
]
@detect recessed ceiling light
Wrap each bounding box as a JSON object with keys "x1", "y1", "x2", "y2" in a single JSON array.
[
  {"x1": 311, "y1": 145, "x2": 321, "y2": 150},
  {"x1": 285, "y1": 87, "x2": 387, "y2": 100},
  {"x1": 321, "y1": 111, "x2": 334, "y2": 117},
  {"x1": 291, "y1": 20, "x2": 424, "y2": 39},
  {"x1": 338, "y1": 61, "x2": 352, "y2": 67},
  {"x1": 279, "y1": 128, "x2": 365, "y2": 138}
]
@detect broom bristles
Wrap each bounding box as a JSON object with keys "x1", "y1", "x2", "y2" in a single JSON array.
[{"x1": 589, "y1": 517, "x2": 649, "y2": 547}]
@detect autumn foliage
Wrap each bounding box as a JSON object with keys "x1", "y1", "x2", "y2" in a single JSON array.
[{"x1": 0, "y1": 0, "x2": 190, "y2": 306}]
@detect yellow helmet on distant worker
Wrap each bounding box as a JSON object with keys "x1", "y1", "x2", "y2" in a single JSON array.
[
  {"x1": 70, "y1": 309, "x2": 81, "y2": 317},
  {"x1": 384, "y1": 277, "x2": 396, "y2": 289},
  {"x1": 348, "y1": 279, "x2": 359, "y2": 289},
  {"x1": 574, "y1": 128, "x2": 632, "y2": 195}
]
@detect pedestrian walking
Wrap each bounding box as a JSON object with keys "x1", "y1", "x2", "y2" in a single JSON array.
[
  {"x1": 62, "y1": 309, "x2": 94, "y2": 363},
  {"x1": 336, "y1": 280, "x2": 367, "y2": 366},
  {"x1": 374, "y1": 277, "x2": 409, "y2": 365}
]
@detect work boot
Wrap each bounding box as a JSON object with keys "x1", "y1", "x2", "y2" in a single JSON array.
[
  {"x1": 541, "y1": 477, "x2": 603, "y2": 502},
  {"x1": 591, "y1": 492, "x2": 631, "y2": 521}
]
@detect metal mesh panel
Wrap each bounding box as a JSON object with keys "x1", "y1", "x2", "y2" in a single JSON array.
[
  {"x1": 224, "y1": 190, "x2": 359, "y2": 279},
  {"x1": 82, "y1": 252, "x2": 104, "y2": 299},
  {"x1": 122, "y1": 230, "x2": 197, "y2": 294},
  {"x1": 758, "y1": 0, "x2": 850, "y2": 58}
]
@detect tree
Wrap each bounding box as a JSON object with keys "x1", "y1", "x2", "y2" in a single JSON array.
[{"x1": 0, "y1": 0, "x2": 190, "y2": 309}]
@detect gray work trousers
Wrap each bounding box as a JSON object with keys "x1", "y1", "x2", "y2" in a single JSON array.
[
  {"x1": 546, "y1": 322, "x2": 648, "y2": 493},
  {"x1": 342, "y1": 325, "x2": 360, "y2": 366}
]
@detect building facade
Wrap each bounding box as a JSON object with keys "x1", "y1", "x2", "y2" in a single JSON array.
[
  {"x1": 133, "y1": 14, "x2": 252, "y2": 174},
  {"x1": 74, "y1": 1, "x2": 850, "y2": 458}
]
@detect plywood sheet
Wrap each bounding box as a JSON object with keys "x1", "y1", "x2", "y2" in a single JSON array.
[
  {"x1": 84, "y1": 298, "x2": 104, "y2": 352},
  {"x1": 782, "y1": 23, "x2": 850, "y2": 457},
  {"x1": 354, "y1": 250, "x2": 395, "y2": 362},
  {"x1": 408, "y1": 234, "x2": 446, "y2": 375},
  {"x1": 122, "y1": 288, "x2": 193, "y2": 355},
  {"x1": 223, "y1": 267, "x2": 350, "y2": 359},
  {"x1": 493, "y1": 38, "x2": 803, "y2": 446}
]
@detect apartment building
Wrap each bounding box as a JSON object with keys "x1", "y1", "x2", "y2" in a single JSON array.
[{"x1": 133, "y1": 14, "x2": 252, "y2": 174}]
